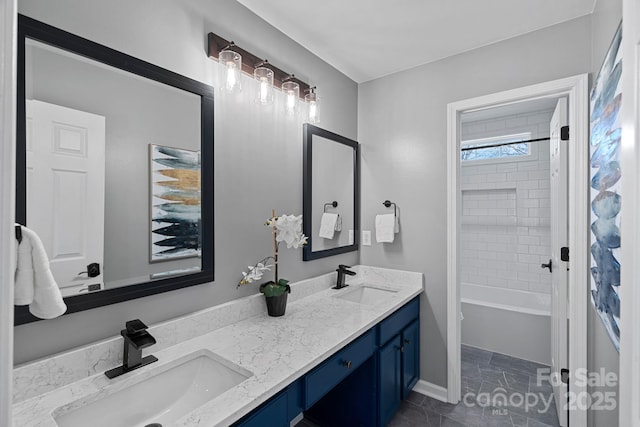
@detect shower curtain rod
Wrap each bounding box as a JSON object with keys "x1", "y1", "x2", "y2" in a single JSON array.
[{"x1": 460, "y1": 136, "x2": 550, "y2": 152}]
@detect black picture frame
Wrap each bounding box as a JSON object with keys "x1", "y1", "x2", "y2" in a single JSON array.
[
  {"x1": 302, "y1": 123, "x2": 359, "y2": 261},
  {"x1": 15, "y1": 15, "x2": 215, "y2": 325}
]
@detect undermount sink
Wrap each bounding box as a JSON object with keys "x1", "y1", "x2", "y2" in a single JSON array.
[
  {"x1": 54, "y1": 350, "x2": 252, "y2": 427},
  {"x1": 335, "y1": 285, "x2": 398, "y2": 305}
]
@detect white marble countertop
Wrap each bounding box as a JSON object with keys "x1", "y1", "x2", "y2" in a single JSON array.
[{"x1": 13, "y1": 266, "x2": 423, "y2": 427}]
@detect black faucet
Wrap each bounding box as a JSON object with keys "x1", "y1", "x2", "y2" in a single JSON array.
[
  {"x1": 105, "y1": 319, "x2": 158, "y2": 379},
  {"x1": 333, "y1": 264, "x2": 356, "y2": 289}
]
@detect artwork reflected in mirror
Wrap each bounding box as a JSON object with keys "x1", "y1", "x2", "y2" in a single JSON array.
[
  {"x1": 15, "y1": 15, "x2": 214, "y2": 324},
  {"x1": 303, "y1": 124, "x2": 359, "y2": 261},
  {"x1": 150, "y1": 145, "x2": 201, "y2": 264}
]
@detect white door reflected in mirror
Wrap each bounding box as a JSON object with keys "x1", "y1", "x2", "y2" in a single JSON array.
[{"x1": 26, "y1": 100, "x2": 106, "y2": 297}]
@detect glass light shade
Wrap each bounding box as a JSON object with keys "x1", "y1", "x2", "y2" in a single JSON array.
[
  {"x1": 282, "y1": 81, "x2": 300, "y2": 115},
  {"x1": 254, "y1": 66, "x2": 274, "y2": 105},
  {"x1": 305, "y1": 90, "x2": 319, "y2": 124},
  {"x1": 219, "y1": 50, "x2": 242, "y2": 93}
]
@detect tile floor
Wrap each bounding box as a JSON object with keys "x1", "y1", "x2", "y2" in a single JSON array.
[{"x1": 296, "y1": 345, "x2": 561, "y2": 427}]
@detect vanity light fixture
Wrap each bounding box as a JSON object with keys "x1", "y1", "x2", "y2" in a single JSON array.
[
  {"x1": 282, "y1": 76, "x2": 300, "y2": 115},
  {"x1": 218, "y1": 44, "x2": 242, "y2": 93},
  {"x1": 207, "y1": 32, "x2": 314, "y2": 102},
  {"x1": 305, "y1": 87, "x2": 320, "y2": 124},
  {"x1": 254, "y1": 61, "x2": 274, "y2": 105}
]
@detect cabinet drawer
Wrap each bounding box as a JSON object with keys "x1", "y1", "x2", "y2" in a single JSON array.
[
  {"x1": 378, "y1": 297, "x2": 419, "y2": 345},
  {"x1": 304, "y1": 329, "x2": 375, "y2": 408}
]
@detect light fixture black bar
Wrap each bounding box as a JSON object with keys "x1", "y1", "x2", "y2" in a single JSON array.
[
  {"x1": 208, "y1": 32, "x2": 310, "y2": 99},
  {"x1": 461, "y1": 137, "x2": 550, "y2": 152}
]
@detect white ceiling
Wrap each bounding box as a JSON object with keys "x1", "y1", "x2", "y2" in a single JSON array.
[{"x1": 236, "y1": 0, "x2": 595, "y2": 83}]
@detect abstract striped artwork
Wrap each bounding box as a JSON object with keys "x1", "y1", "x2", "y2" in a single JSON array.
[
  {"x1": 589, "y1": 23, "x2": 622, "y2": 351},
  {"x1": 150, "y1": 144, "x2": 201, "y2": 262}
]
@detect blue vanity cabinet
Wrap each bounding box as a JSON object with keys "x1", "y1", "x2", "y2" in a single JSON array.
[
  {"x1": 232, "y1": 296, "x2": 420, "y2": 427},
  {"x1": 377, "y1": 297, "x2": 421, "y2": 426},
  {"x1": 232, "y1": 380, "x2": 302, "y2": 427},
  {"x1": 303, "y1": 329, "x2": 375, "y2": 408},
  {"x1": 378, "y1": 334, "x2": 403, "y2": 426},
  {"x1": 232, "y1": 391, "x2": 288, "y2": 427},
  {"x1": 401, "y1": 319, "x2": 420, "y2": 398}
]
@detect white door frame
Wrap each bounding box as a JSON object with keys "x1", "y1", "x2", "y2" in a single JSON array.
[
  {"x1": 446, "y1": 74, "x2": 589, "y2": 427},
  {"x1": 619, "y1": 0, "x2": 640, "y2": 424},
  {"x1": 0, "y1": 0, "x2": 16, "y2": 425}
]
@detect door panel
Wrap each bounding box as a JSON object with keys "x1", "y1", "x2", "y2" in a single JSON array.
[
  {"x1": 549, "y1": 97, "x2": 569, "y2": 427},
  {"x1": 402, "y1": 320, "x2": 420, "y2": 398},
  {"x1": 378, "y1": 335, "x2": 402, "y2": 427},
  {"x1": 26, "y1": 100, "x2": 106, "y2": 296}
]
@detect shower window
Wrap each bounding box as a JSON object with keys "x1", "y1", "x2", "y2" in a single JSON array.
[{"x1": 461, "y1": 132, "x2": 532, "y2": 162}]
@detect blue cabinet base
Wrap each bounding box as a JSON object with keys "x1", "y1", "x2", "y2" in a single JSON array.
[
  {"x1": 233, "y1": 297, "x2": 420, "y2": 427},
  {"x1": 304, "y1": 356, "x2": 377, "y2": 427}
]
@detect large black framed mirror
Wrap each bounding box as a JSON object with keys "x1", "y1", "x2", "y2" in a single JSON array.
[
  {"x1": 15, "y1": 15, "x2": 215, "y2": 325},
  {"x1": 303, "y1": 124, "x2": 359, "y2": 261}
]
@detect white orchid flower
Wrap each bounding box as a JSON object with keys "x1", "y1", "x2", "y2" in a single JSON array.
[{"x1": 238, "y1": 212, "x2": 307, "y2": 287}]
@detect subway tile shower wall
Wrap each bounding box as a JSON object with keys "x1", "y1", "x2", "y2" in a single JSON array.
[{"x1": 460, "y1": 109, "x2": 554, "y2": 295}]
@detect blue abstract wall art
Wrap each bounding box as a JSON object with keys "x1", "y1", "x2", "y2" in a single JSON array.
[
  {"x1": 589, "y1": 23, "x2": 622, "y2": 352},
  {"x1": 150, "y1": 144, "x2": 201, "y2": 262}
]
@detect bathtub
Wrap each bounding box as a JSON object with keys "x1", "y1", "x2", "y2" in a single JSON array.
[{"x1": 461, "y1": 282, "x2": 551, "y2": 365}]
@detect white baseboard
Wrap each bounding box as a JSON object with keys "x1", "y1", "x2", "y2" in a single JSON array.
[
  {"x1": 412, "y1": 379, "x2": 448, "y2": 402},
  {"x1": 290, "y1": 413, "x2": 304, "y2": 426}
]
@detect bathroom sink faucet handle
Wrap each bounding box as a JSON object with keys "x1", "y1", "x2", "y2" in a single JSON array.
[{"x1": 126, "y1": 319, "x2": 149, "y2": 335}]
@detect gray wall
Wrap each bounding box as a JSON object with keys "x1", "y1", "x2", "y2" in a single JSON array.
[
  {"x1": 588, "y1": 0, "x2": 622, "y2": 425},
  {"x1": 358, "y1": 17, "x2": 592, "y2": 388},
  {"x1": 14, "y1": 0, "x2": 358, "y2": 364}
]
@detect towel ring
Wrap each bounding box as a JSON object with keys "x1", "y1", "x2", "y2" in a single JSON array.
[
  {"x1": 382, "y1": 200, "x2": 397, "y2": 217},
  {"x1": 324, "y1": 201, "x2": 338, "y2": 213}
]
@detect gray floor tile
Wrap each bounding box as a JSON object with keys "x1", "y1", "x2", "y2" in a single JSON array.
[
  {"x1": 405, "y1": 390, "x2": 427, "y2": 407},
  {"x1": 489, "y1": 353, "x2": 549, "y2": 377},
  {"x1": 480, "y1": 371, "x2": 529, "y2": 394},
  {"x1": 462, "y1": 376, "x2": 483, "y2": 396},
  {"x1": 462, "y1": 360, "x2": 483, "y2": 379},
  {"x1": 527, "y1": 418, "x2": 560, "y2": 427},
  {"x1": 462, "y1": 344, "x2": 493, "y2": 366},
  {"x1": 390, "y1": 400, "x2": 441, "y2": 427},
  {"x1": 528, "y1": 376, "x2": 554, "y2": 396},
  {"x1": 440, "y1": 415, "x2": 469, "y2": 426},
  {"x1": 479, "y1": 370, "x2": 531, "y2": 394}
]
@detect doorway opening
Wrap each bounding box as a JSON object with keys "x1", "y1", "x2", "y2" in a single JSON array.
[{"x1": 446, "y1": 75, "x2": 589, "y2": 427}]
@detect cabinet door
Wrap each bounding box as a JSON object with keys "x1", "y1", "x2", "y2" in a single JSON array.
[
  {"x1": 378, "y1": 335, "x2": 402, "y2": 427},
  {"x1": 401, "y1": 319, "x2": 420, "y2": 399},
  {"x1": 233, "y1": 392, "x2": 288, "y2": 427}
]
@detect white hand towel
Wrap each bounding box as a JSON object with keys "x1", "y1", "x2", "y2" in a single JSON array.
[
  {"x1": 375, "y1": 214, "x2": 396, "y2": 243},
  {"x1": 14, "y1": 226, "x2": 34, "y2": 305},
  {"x1": 14, "y1": 225, "x2": 67, "y2": 319},
  {"x1": 319, "y1": 213, "x2": 338, "y2": 239}
]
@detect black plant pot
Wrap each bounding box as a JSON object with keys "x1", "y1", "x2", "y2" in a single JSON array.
[
  {"x1": 264, "y1": 292, "x2": 288, "y2": 317},
  {"x1": 260, "y1": 283, "x2": 291, "y2": 317}
]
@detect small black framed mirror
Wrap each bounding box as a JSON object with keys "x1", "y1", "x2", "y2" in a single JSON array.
[
  {"x1": 303, "y1": 124, "x2": 359, "y2": 261},
  {"x1": 15, "y1": 15, "x2": 215, "y2": 325}
]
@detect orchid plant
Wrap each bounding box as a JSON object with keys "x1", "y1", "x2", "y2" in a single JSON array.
[{"x1": 238, "y1": 210, "x2": 307, "y2": 297}]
